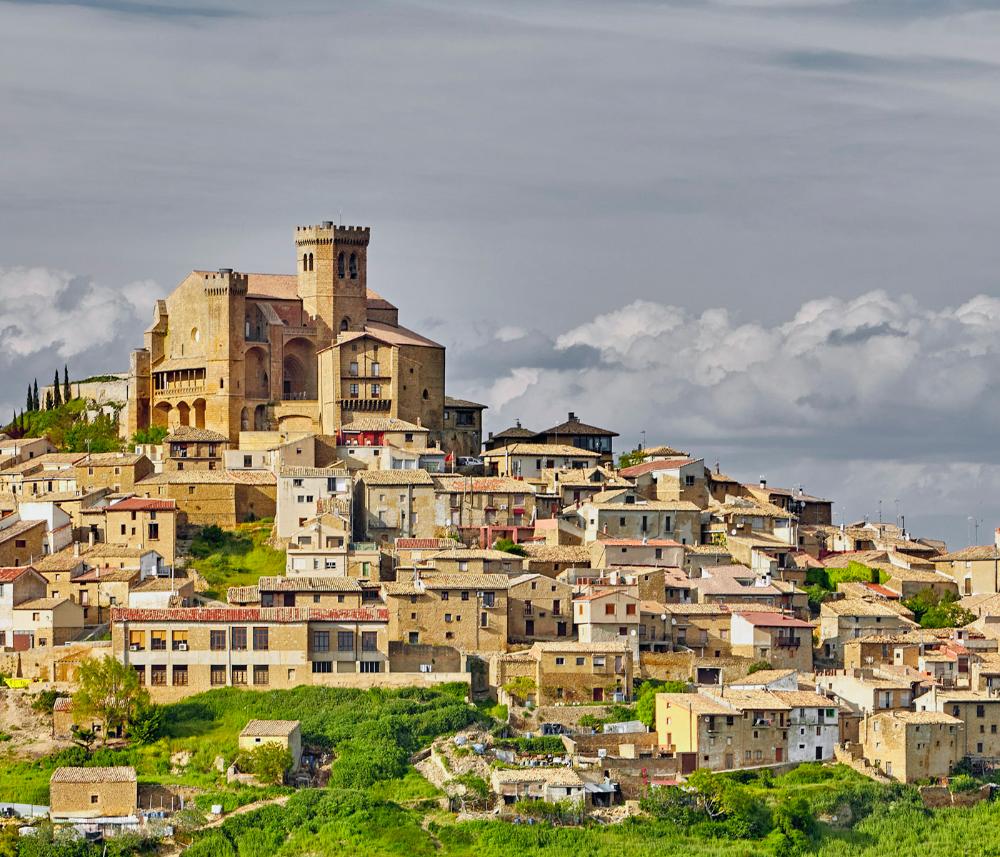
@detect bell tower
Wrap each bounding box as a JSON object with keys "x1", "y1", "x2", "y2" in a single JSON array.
[{"x1": 296, "y1": 221, "x2": 370, "y2": 341}]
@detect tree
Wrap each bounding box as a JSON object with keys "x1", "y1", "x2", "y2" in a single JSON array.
[
  {"x1": 618, "y1": 448, "x2": 647, "y2": 468},
  {"x1": 502, "y1": 676, "x2": 537, "y2": 705},
  {"x1": 74, "y1": 656, "x2": 150, "y2": 741},
  {"x1": 248, "y1": 742, "x2": 293, "y2": 785},
  {"x1": 747, "y1": 660, "x2": 772, "y2": 674},
  {"x1": 53, "y1": 371, "x2": 62, "y2": 408},
  {"x1": 128, "y1": 701, "x2": 164, "y2": 744},
  {"x1": 32, "y1": 379, "x2": 39, "y2": 412},
  {"x1": 635, "y1": 679, "x2": 689, "y2": 727},
  {"x1": 63, "y1": 365, "x2": 72, "y2": 402},
  {"x1": 70, "y1": 724, "x2": 96, "y2": 751},
  {"x1": 26, "y1": 384, "x2": 33, "y2": 413},
  {"x1": 493, "y1": 537, "x2": 527, "y2": 556},
  {"x1": 904, "y1": 589, "x2": 975, "y2": 629},
  {"x1": 45, "y1": 389, "x2": 53, "y2": 410}
]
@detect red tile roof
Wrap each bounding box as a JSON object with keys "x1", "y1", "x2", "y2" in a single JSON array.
[
  {"x1": 111, "y1": 606, "x2": 388, "y2": 623},
  {"x1": 108, "y1": 498, "x2": 177, "y2": 512},
  {"x1": 732, "y1": 611, "x2": 814, "y2": 628},
  {"x1": 599, "y1": 538, "x2": 683, "y2": 547},
  {"x1": 619, "y1": 459, "x2": 699, "y2": 478},
  {"x1": 0, "y1": 566, "x2": 35, "y2": 582},
  {"x1": 863, "y1": 583, "x2": 901, "y2": 599}
]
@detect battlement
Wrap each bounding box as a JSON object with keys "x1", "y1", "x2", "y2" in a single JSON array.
[
  {"x1": 202, "y1": 268, "x2": 248, "y2": 296},
  {"x1": 295, "y1": 222, "x2": 371, "y2": 246}
]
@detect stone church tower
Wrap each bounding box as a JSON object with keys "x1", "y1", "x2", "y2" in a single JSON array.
[{"x1": 295, "y1": 223, "x2": 371, "y2": 340}]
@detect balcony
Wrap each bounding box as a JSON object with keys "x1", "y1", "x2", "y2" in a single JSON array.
[
  {"x1": 340, "y1": 398, "x2": 391, "y2": 412},
  {"x1": 774, "y1": 637, "x2": 801, "y2": 648}
]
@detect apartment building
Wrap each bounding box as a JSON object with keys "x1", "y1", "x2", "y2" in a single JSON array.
[
  {"x1": 111, "y1": 605, "x2": 389, "y2": 701},
  {"x1": 482, "y1": 443, "x2": 600, "y2": 478},
  {"x1": 285, "y1": 511, "x2": 351, "y2": 576},
  {"x1": 354, "y1": 469, "x2": 435, "y2": 543},
  {"x1": 276, "y1": 466, "x2": 351, "y2": 539},
  {"x1": 432, "y1": 475, "x2": 536, "y2": 535},
  {"x1": 574, "y1": 588, "x2": 640, "y2": 650},
  {"x1": 103, "y1": 497, "x2": 177, "y2": 566},
  {"x1": 729, "y1": 612, "x2": 815, "y2": 672},
  {"x1": 258, "y1": 576, "x2": 363, "y2": 609},
  {"x1": 571, "y1": 490, "x2": 701, "y2": 545},
  {"x1": 491, "y1": 640, "x2": 633, "y2": 704}
]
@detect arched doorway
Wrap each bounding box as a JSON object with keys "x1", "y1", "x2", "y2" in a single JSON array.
[
  {"x1": 240, "y1": 407, "x2": 250, "y2": 431},
  {"x1": 152, "y1": 402, "x2": 172, "y2": 429},
  {"x1": 253, "y1": 404, "x2": 268, "y2": 431},
  {"x1": 175, "y1": 401, "x2": 190, "y2": 427},
  {"x1": 282, "y1": 337, "x2": 316, "y2": 400},
  {"x1": 192, "y1": 399, "x2": 207, "y2": 429},
  {"x1": 245, "y1": 346, "x2": 270, "y2": 400}
]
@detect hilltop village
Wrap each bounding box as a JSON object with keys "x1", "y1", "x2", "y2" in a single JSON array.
[{"x1": 0, "y1": 222, "x2": 998, "y2": 846}]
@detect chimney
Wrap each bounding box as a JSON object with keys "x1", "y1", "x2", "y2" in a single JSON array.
[
  {"x1": 568, "y1": 412, "x2": 577, "y2": 421},
  {"x1": 488, "y1": 432, "x2": 494, "y2": 440},
  {"x1": 88, "y1": 530, "x2": 95, "y2": 547},
  {"x1": 995, "y1": 528, "x2": 1000, "y2": 551},
  {"x1": 759, "y1": 477, "x2": 767, "y2": 490}
]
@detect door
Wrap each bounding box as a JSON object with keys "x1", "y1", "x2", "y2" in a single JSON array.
[
  {"x1": 525, "y1": 620, "x2": 534, "y2": 636},
  {"x1": 593, "y1": 687, "x2": 604, "y2": 702},
  {"x1": 724, "y1": 753, "x2": 734, "y2": 769},
  {"x1": 775, "y1": 747, "x2": 783, "y2": 763},
  {"x1": 557, "y1": 622, "x2": 567, "y2": 637},
  {"x1": 283, "y1": 593, "x2": 295, "y2": 607},
  {"x1": 815, "y1": 746, "x2": 823, "y2": 761}
]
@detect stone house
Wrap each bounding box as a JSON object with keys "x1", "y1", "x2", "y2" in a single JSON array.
[
  {"x1": 258, "y1": 576, "x2": 363, "y2": 609},
  {"x1": 75, "y1": 453, "x2": 154, "y2": 494},
  {"x1": 0, "y1": 517, "x2": 46, "y2": 567},
  {"x1": 491, "y1": 640, "x2": 633, "y2": 704},
  {"x1": 162, "y1": 426, "x2": 229, "y2": 472},
  {"x1": 135, "y1": 469, "x2": 276, "y2": 528},
  {"x1": 353, "y1": 469, "x2": 436, "y2": 543},
  {"x1": 519, "y1": 544, "x2": 592, "y2": 580},
  {"x1": 819, "y1": 670, "x2": 915, "y2": 715},
  {"x1": 531, "y1": 412, "x2": 619, "y2": 464},
  {"x1": 441, "y1": 396, "x2": 487, "y2": 459},
  {"x1": 589, "y1": 538, "x2": 686, "y2": 569},
  {"x1": 491, "y1": 768, "x2": 586, "y2": 806},
  {"x1": 819, "y1": 599, "x2": 917, "y2": 663},
  {"x1": 103, "y1": 497, "x2": 178, "y2": 566},
  {"x1": 860, "y1": 710, "x2": 962, "y2": 782},
  {"x1": 934, "y1": 537, "x2": 1000, "y2": 597},
  {"x1": 915, "y1": 688, "x2": 1000, "y2": 761},
  {"x1": 15, "y1": 501, "x2": 73, "y2": 554},
  {"x1": 415, "y1": 548, "x2": 525, "y2": 577},
  {"x1": 572, "y1": 493, "x2": 701, "y2": 546},
  {"x1": 574, "y1": 588, "x2": 640, "y2": 652},
  {"x1": 743, "y1": 482, "x2": 832, "y2": 527},
  {"x1": 729, "y1": 612, "x2": 815, "y2": 672},
  {"x1": 49, "y1": 766, "x2": 138, "y2": 821},
  {"x1": 383, "y1": 573, "x2": 509, "y2": 652},
  {"x1": 238, "y1": 719, "x2": 302, "y2": 771},
  {"x1": 0, "y1": 436, "x2": 56, "y2": 468},
  {"x1": 507, "y1": 573, "x2": 574, "y2": 642},
  {"x1": 618, "y1": 457, "x2": 709, "y2": 508},
  {"x1": 432, "y1": 475, "x2": 536, "y2": 537}
]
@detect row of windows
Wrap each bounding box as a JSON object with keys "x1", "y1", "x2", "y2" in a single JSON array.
[
  {"x1": 128, "y1": 627, "x2": 269, "y2": 651},
  {"x1": 312, "y1": 660, "x2": 381, "y2": 673},
  {"x1": 132, "y1": 663, "x2": 274, "y2": 687},
  {"x1": 311, "y1": 630, "x2": 378, "y2": 652},
  {"x1": 348, "y1": 383, "x2": 382, "y2": 398}
]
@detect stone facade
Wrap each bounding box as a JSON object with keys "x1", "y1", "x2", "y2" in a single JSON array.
[
  {"x1": 49, "y1": 766, "x2": 137, "y2": 820},
  {"x1": 127, "y1": 224, "x2": 446, "y2": 446},
  {"x1": 103, "y1": 498, "x2": 177, "y2": 566}
]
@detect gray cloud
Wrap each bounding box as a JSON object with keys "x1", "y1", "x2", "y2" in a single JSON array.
[{"x1": 825, "y1": 321, "x2": 907, "y2": 346}]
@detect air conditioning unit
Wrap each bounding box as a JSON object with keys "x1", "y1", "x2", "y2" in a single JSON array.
[
  {"x1": 177, "y1": 643, "x2": 188, "y2": 651},
  {"x1": 499, "y1": 504, "x2": 508, "y2": 510},
  {"x1": 129, "y1": 644, "x2": 139, "y2": 651}
]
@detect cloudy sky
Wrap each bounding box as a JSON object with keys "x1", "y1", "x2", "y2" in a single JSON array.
[{"x1": 2, "y1": 0, "x2": 1000, "y2": 547}]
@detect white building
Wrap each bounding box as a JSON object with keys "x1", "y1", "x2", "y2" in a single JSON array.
[
  {"x1": 16, "y1": 501, "x2": 73, "y2": 554},
  {"x1": 276, "y1": 467, "x2": 351, "y2": 539},
  {"x1": 773, "y1": 691, "x2": 839, "y2": 763}
]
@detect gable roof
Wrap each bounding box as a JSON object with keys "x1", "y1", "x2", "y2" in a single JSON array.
[
  {"x1": 536, "y1": 415, "x2": 619, "y2": 438},
  {"x1": 482, "y1": 443, "x2": 601, "y2": 459}
]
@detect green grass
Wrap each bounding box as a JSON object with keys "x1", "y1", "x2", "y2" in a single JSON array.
[{"x1": 188, "y1": 523, "x2": 287, "y2": 598}]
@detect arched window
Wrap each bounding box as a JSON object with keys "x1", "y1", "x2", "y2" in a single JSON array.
[
  {"x1": 338, "y1": 252, "x2": 346, "y2": 278},
  {"x1": 349, "y1": 253, "x2": 358, "y2": 279},
  {"x1": 302, "y1": 253, "x2": 308, "y2": 271},
  {"x1": 422, "y1": 388, "x2": 429, "y2": 400},
  {"x1": 340, "y1": 318, "x2": 350, "y2": 332},
  {"x1": 308, "y1": 253, "x2": 314, "y2": 272}
]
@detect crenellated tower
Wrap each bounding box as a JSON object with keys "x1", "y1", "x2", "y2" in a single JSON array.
[{"x1": 295, "y1": 222, "x2": 370, "y2": 341}]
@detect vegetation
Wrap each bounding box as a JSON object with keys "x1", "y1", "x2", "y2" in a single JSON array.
[
  {"x1": 500, "y1": 676, "x2": 536, "y2": 705},
  {"x1": 2, "y1": 397, "x2": 122, "y2": 452},
  {"x1": 131, "y1": 425, "x2": 169, "y2": 446},
  {"x1": 493, "y1": 537, "x2": 527, "y2": 557},
  {"x1": 635, "y1": 679, "x2": 688, "y2": 728},
  {"x1": 188, "y1": 523, "x2": 287, "y2": 599},
  {"x1": 618, "y1": 448, "x2": 647, "y2": 468},
  {"x1": 903, "y1": 590, "x2": 975, "y2": 629},
  {"x1": 74, "y1": 656, "x2": 151, "y2": 741},
  {"x1": 805, "y1": 562, "x2": 888, "y2": 614},
  {"x1": 236, "y1": 743, "x2": 293, "y2": 785}
]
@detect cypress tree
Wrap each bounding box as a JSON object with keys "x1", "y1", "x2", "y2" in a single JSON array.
[
  {"x1": 63, "y1": 366, "x2": 71, "y2": 402},
  {"x1": 33, "y1": 380, "x2": 39, "y2": 412},
  {"x1": 45, "y1": 390, "x2": 53, "y2": 411},
  {"x1": 26, "y1": 385, "x2": 32, "y2": 413},
  {"x1": 53, "y1": 371, "x2": 62, "y2": 408}
]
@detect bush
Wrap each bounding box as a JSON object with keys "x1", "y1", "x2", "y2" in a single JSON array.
[
  {"x1": 949, "y1": 774, "x2": 980, "y2": 793},
  {"x1": 248, "y1": 743, "x2": 292, "y2": 785}
]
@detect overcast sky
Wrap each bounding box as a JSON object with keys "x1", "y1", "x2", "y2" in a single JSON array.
[{"x1": 2, "y1": 0, "x2": 1000, "y2": 548}]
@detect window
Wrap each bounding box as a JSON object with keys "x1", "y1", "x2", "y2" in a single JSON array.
[
  {"x1": 371, "y1": 384, "x2": 381, "y2": 398},
  {"x1": 172, "y1": 665, "x2": 188, "y2": 686},
  {"x1": 244, "y1": 455, "x2": 253, "y2": 467},
  {"x1": 482, "y1": 591, "x2": 496, "y2": 608},
  {"x1": 312, "y1": 661, "x2": 332, "y2": 673},
  {"x1": 129, "y1": 630, "x2": 144, "y2": 650},
  {"x1": 148, "y1": 522, "x2": 159, "y2": 540},
  {"x1": 253, "y1": 627, "x2": 269, "y2": 650},
  {"x1": 231, "y1": 665, "x2": 248, "y2": 686},
  {"x1": 555, "y1": 657, "x2": 565, "y2": 666},
  {"x1": 151, "y1": 665, "x2": 167, "y2": 686},
  {"x1": 978, "y1": 705, "x2": 986, "y2": 717},
  {"x1": 685, "y1": 474, "x2": 695, "y2": 487},
  {"x1": 133, "y1": 665, "x2": 146, "y2": 685},
  {"x1": 312, "y1": 631, "x2": 330, "y2": 651},
  {"x1": 576, "y1": 657, "x2": 585, "y2": 666},
  {"x1": 210, "y1": 630, "x2": 226, "y2": 651},
  {"x1": 211, "y1": 665, "x2": 226, "y2": 686},
  {"x1": 461, "y1": 591, "x2": 469, "y2": 601},
  {"x1": 408, "y1": 631, "x2": 419, "y2": 644},
  {"x1": 371, "y1": 361, "x2": 380, "y2": 377},
  {"x1": 254, "y1": 665, "x2": 269, "y2": 686},
  {"x1": 605, "y1": 603, "x2": 615, "y2": 616},
  {"x1": 230, "y1": 627, "x2": 247, "y2": 650},
  {"x1": 626, "y1": 603, "x2": 636, "y2": 615},
  {"x1": 360, "y1": 661, "x2": 381, "y2": 673},
  {"x1": 361, "y1": 631, "x2": 378, "y2": 651},
  {"x1": 349, "y1": 383, "x2": 359, "y2": 398},
  {"x1": 91, "y1": 794, "x2": 99, "y2": 804},
  {"x1": 350, "y1": 361, "x2": 359, "y2": 376},
  {"x1": 338, "y1": 631, "x2": 354, "y2": 652},
  {"x1": 349, "y1": 252, "x2": 358, "y2": 279},
  {"x1": 150, "y1": 630, "x2": 166, "y2": 651},
  {"x1": 338, "y1": 252, "x2": 346, "y2": 278},
  {"x1": 480, "y1": 612, "x2": 488, "y2": 627},
  {"x1": 593, "y1": 656, "x2": 606, "y2": 667}
]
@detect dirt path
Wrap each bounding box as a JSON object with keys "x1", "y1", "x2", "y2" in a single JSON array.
[{"x1": 199, "y1": 793, "x2": 291, "y2": 829}]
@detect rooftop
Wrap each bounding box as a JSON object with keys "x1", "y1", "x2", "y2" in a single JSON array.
[
  {"x1": 240, "y1": 719, "x2": 300, "y2": 738},
  {"x1": 51, "y1": 766, "x2": 136, "y2": 784},
  {"x1": 483, "y1": 443, "x2": 601, "y2": 459},
  {"x1": 165, "y1": 426, "x2": 229, "y2": 443}
]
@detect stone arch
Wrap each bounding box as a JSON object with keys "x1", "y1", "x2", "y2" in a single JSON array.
[
  {"x1": 349, "y1": 253, "x2": 358, "y2": 279},
  {"x1": 245, "y1": 346, "x2": 270, "y2": 399},
  {"x1": 192, "y1": 398, "x2": 207, "y2": 429},
  {"x1": 240, "y1": 407, "x2": 250, "y2": 432},
  {"x1": 152, "y1": 401, "x2": 172, "y2": 429},
  {"x1": 338, "y1": 252, "x2": 346, "y2": 278},
  {"x1": 283, "y1": 337, "x2": 316, "y2": 400},
  {"x1": 253, "y1": 404, "x2": 268, "y2": 431},
  {"x1": 175, "y1": 401, "x2": 191, "y2": 427},
  {"x1": 340, "y1": 317, "x2": 350, "y2": 332}
]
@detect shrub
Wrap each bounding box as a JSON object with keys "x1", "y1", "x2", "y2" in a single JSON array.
[{"x1": 949, "y1": 774, "x2": 979, "y2": 793}]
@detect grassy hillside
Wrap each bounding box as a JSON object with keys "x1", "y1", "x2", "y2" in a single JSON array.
[{"x1": 188, "y1": 523, "x2": 287, "y2": 599}]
